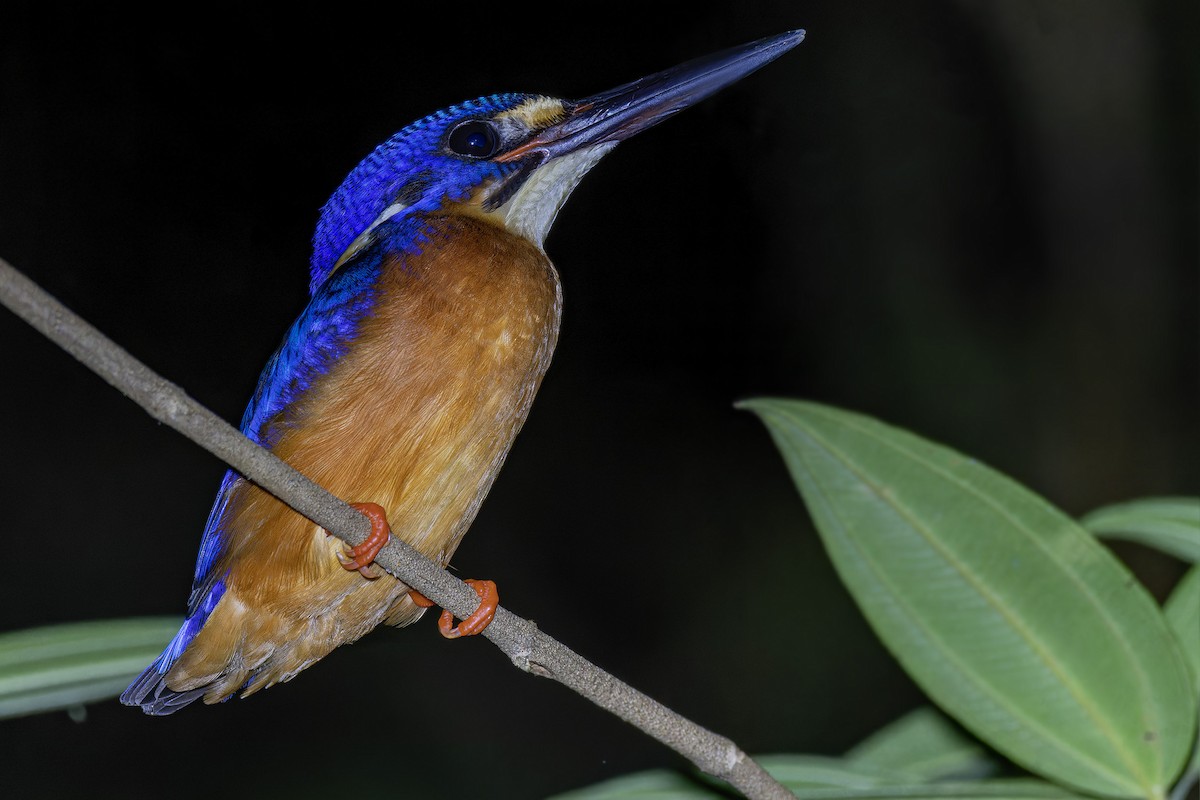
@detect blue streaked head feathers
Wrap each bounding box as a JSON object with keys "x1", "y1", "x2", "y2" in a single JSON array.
[
  {"x1": 308, "y1": 30, "x2": 806, "y2": 295},
  {"x1": 310, "y1": 93, "x2": 552, "y2": 294}
]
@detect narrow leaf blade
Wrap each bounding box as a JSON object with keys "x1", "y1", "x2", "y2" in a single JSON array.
[
  {"x1": 1081, "y1": 498, "x2": 1200, "y2": 563},
  {"x1": 743, "y1": 399, "x2": 1196, "y2": 799},
  {"x1": 749, "y1": 754, "x2": 908, "y2": 789},
  {"x1": 845, "y1": 706, "x2": 996, "y2": 780},
  {"x1": 772, "y1": 777, "x2": 1090, "y2": 800},
  {"x1": 0, "y1": 617, "x2": 179, "y2": 719},
  {"x1": 771, "y1": 778, "x2": 1093, "y2": 800}
]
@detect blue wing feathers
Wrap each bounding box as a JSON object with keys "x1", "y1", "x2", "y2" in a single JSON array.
[
  {"x1": 243, "y1": 249, "x2": 386, "y2": 448},
  {"x1": 187, "y1": 248, "x2": 387, "y2": 596},
  {"x1": 122, "y1": 244, "x2": 395, "y2": 714}
]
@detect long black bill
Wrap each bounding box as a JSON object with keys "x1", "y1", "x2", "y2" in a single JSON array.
[{"x1": 497, "y1": 29, "x2": 805, "y2": 163}]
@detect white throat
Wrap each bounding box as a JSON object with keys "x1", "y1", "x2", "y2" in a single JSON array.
[{"x1": 496, "y1": 142, "x2": 618, "y2": 249}]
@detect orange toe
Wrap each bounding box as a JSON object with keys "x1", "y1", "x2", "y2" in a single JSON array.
[
  {"x1": 408, "y1": 588, "x2": 435, "y2": 608},
  {"x1": 334, "y1": 502, "x2": 392, "y2": 578},
  {"x1": 408, "y1": 580, "x2": 499, "y2": 639},
  {"x1": 439, "y1": 579, "x2": 499, "y2": 639}
]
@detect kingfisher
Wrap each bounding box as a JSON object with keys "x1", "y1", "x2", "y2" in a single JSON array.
[{"x1": 121, "y1": 30, "x2": 804, "y2": 715}]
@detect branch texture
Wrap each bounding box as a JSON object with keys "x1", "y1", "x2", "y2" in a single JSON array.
[{"x1": 0, "y1": 256, "x2": 792, "y2": 800}]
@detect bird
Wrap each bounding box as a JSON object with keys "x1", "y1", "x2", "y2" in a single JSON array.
[{"x1": 121, "y1": 30, "x2": 804, "y2": 715}]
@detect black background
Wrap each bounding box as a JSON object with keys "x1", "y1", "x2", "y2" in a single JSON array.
[{"x1": 0, "y1": 2, "x2": 1195, "y2": 798}]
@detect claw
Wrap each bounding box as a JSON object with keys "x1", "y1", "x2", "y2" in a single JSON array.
[
  {"x1": 331, "y1": 502, "x2": 392, "y2": 579},
  {"x1": 407, "y1": 579, "x2": 499, "y2": 639}
]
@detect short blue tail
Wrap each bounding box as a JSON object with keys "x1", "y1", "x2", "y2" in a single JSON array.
[{"x1": 120, "y1": 577, "x2": 227, "y2": 715}]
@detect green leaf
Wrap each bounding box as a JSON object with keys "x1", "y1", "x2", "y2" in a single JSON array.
[
  {"x1": 1081, "y1": 498, "x2": 1200, "y2": 562},
  {"x1": 742, "y1": 399, "x2": 1196, "y2": 800},
  {"x1": 0, "y1": 617, "x2": 179, "y2": 719},
  {"x1": 845, "y1": 706, "x2": 996, "y2": 780},
  {"x1": 779, "y1": 778, "x2": 1091, "y2": 800},
  {"x1": 1165, "y1": 567, "x2": 1200, "y2": 688},
  {"x1": 757, "y1": 755, "x2": 1093, "y2": 799},
  {"x1": 546, "y1": 761, "x2": 1093, "y2": 800},
  {"x1": 1163, "y1": 567, "x2": 1200, "y2": 784},
  {"x1": 751, "y1": 754, "x2": 910, "y2": 788},
  {"x1": 544, "y1": 770, "x2": 720, "y2": 799},
  {"x1": 545, "y1": 757, "x2": 907, "y2": 799}
]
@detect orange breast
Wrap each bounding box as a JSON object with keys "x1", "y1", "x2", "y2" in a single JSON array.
[{"x1": 167, "y1": 214, "x2": 561, "y2": 701}]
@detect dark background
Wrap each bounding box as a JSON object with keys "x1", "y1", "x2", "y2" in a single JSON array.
[{"x1": 0, "y1": 2, "x2": 1195, "y2": 798}]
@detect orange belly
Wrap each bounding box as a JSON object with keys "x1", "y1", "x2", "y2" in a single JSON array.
[{"x1": 167, "y1": 214, "x2": 561, "y2": 701}]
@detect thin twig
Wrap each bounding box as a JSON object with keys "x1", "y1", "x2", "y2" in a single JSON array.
[{"x1": 0, "y1": 256, "x2": 793, "y2": 800}]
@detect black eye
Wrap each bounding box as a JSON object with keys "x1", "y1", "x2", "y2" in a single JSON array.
[{"x1": 447, "y1": 120, "x2": 500, "y2": 158}]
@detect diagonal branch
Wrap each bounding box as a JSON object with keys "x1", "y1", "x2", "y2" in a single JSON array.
[{"x1": 0, "y1": 256, "x2": 793, "y2": 800}]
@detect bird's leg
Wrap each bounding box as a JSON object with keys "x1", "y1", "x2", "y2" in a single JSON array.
[
  {"x1": 409, "y1": 579, "x2": 499, "y2": 639},
  {"x1": 337, "y1": 503, "x2": 499, "y2": 637},
  {"x1": 334, "y1": 502, "x2": 392, "y2": 579}
]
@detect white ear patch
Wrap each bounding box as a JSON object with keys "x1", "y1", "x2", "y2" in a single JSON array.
[
  {"x1": 497, "y1": 142, "x2": 618, "y2": 249},
  {"x1": 332, "y1": 201, "x2": 410, "y2": 270}
]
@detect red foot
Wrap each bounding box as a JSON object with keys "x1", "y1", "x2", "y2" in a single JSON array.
[
  {"x1": 408, "y1": 579, "x2": 499, "y2": 639},
  {"x1": 334, "y1": 502, "x2": 392, "y2": 579}
]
